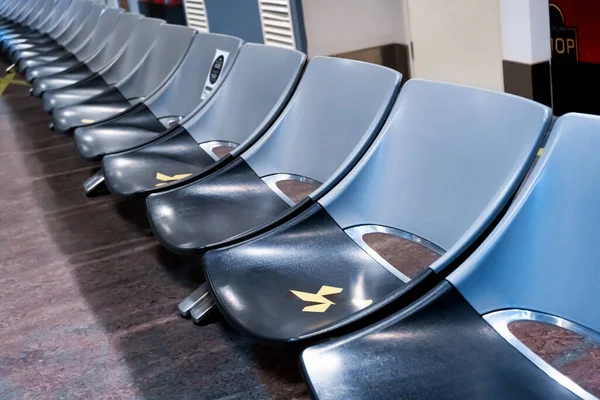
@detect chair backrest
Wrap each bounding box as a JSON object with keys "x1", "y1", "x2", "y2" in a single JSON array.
[
  {"x1": 145, "y1": 32, "x2": 243, "y2": 120},
  {"x1": 0, "y1": 0, "x2": 17, "y2": 19},
  {"x1": 28, "y1": 0, "x2": 56, "y2": 30},
  {"x1": 85, "y1": 13, "x2": 142, "y2": 72},
  {"x1": 50, "y1": 0, "x2": 91, "y2": 40},
  {"x1": 38, "y1": 0, "x2": 71, "y2": 34},
  {"x1": 62, "y1": 4, "x2": 105, "y2": 50},
  {"x1": 116, "y1": 24, "x2": 196, "y2": 101},
  {"x1": 71, "y1": 8, "x2": 121, "y2": 59},
  {"x1": 22, "y1": 0, "x2": 47, "y2": 26},
  {"x1": 0, "y1": 0, "x2": 15, "y2": 16},
  {"x1": 183, "y1": 43, "x2": 306, "y2": 151},
  {"x1": 6, "y1": 0, "x2": 30, "y2": 21},
  {"x1": 12, "y1": 0, "x2": 38, "y2": 23},
  {"x1": 449, "y1": 113, "x2": 600, "y2": 334},
  {"x1": 100, "y1": 18, "x2": 164, "y2": 84},
  {"x1": 321, "y1": 79, "x2": 551, "y2": 270},
  {"x1": 0, "y1": 0, "x2": 18, "y2": 16},
  {"x1": 240, "y1": 57, "x2": 401, "y2": 197}
]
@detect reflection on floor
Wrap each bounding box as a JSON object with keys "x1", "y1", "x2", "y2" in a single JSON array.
[{"x1": 0, "y1": 68, "x2": 308, "y2": 399}]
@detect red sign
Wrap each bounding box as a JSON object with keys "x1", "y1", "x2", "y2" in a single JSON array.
[{"x1": 550, "y1": 0, "x2": 600, "y2": 64}]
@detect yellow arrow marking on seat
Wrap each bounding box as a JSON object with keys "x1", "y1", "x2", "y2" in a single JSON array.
[
  {"x1": 155, "y1": 172, "x2": 192, "y2": 187},
  {"x1": 290, "y1": 285, "x2": 374, "y2": 313},
  {"x1": 290, "y1": 285, "x2": 343, "y2": 313}
]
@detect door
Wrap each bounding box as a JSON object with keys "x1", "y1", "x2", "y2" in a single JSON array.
[{"x1": 406, "y1": 0, "x2": 504, "y2": 91}]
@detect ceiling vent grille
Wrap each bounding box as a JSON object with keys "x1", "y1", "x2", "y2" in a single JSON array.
[
  {"x1": 257, "y1": 0, "x2": 296, "y2": 49},
  {"x1": 184, "y1": 0, "x2": 209, "y2": 32}
]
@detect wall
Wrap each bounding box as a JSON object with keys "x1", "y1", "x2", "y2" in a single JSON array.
[
  {"x1": 300, "y1": 0, "x2": 408, "y2": 57},
  {"x1": 407, "y1": 0, "x2": 504, "y2": 92},
  {"x1": 204, "y1": 0, "x2": 264, "y2": 44}
]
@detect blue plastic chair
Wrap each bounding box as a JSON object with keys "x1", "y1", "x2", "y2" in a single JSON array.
[
  {"x1": 302, "y1": 113, "x2": 599, "y2": 400},
  {"x1": 202, "y1": 79, "x2": 551, "y2": 342}
]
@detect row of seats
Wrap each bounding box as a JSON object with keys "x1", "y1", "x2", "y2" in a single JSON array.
[{"x1": 2, "y1": 0, "x2": 598, "y2": 399}]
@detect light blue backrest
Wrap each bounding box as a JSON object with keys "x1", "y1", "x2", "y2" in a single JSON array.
[
  {"x1": 12, "y1": 0, "x2": 38, "y2": 23},
  {"x1": 0, "y1": 0, "x2": 18, "y2": 16},
  {"x1": 73, "y1": 8, "x2": 121, "y2": 59},
  {"x1": 241, "y1": 56, "x2": 401, "y2": 194},
  {"x1": 86, "y1": 13, "x2": 143, "y2": 71},
  {"x1": 184, "y1": 43, "x2": 306, "y2": 147},
  {"x1": 321, "y1": 79, "x2": 551, "y2": 270},
  {"x1": 50, "y1": 0, "x2": 91, "y2": 40},
  {"x1": 6, "y1": 0, "x2": 30, "y2": 20},
  {"x1": 100, "y1": 18, "x2": 164, "y2": 84},
  {"x1": 22, "y1": 0, "x2": 46, "y2": 26},
  {"x1": 39, "y1": 0, "x2": 72, "y2": 34},
  {"x1": 62, "y1": 4, "x2": 105, "y2": 51},
  {"x1": 28, "y1": 0, "x2": 56, "y2": 30},
  {"x1": 0, "y1": 0, "x2": 16, "y2": 17},
  {"x1": 449, "y1": 113, "x2": 600, "y2": 333},
  {"x1": 116, "y1": 24, "x2": 196, "y2": 100},
  {"x1": 146, "y1": 32, "x2": 243, "y2": 119}
]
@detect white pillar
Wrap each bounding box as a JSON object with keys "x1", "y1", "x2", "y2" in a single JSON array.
[
  {"x1": 500, "y1": 0, "x2": 551, "y2": 65},
  {"x1": 500, "y1": 0, "x2": 552, "y2": 105}
]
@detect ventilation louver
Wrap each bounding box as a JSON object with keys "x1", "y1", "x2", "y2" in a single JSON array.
[
  {"x1": 184, "y1": 0, "x2": 209, "y2": 32},
  {"x1": 258, "y1": 0, "x2": 296, "y2": 49}
]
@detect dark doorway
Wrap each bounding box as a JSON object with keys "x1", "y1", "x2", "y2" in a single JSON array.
[{"x1": 138, "y1": 0, "x2": 186, "y2": 26}]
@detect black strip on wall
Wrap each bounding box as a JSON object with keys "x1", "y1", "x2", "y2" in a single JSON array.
[
  {"x1": 334, "y1": 43, "x2": 411, "y2": 83},
  {"x1": 503, "y1": 60, "x2": 552, "y2": 108}
]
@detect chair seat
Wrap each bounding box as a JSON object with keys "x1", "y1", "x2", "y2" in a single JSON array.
[
  {"x1": 32, "y1": 63, "x2": 93, "y2": 95},
  {"x1": 10, "y1": 42, "x2": 62, "y2": 62},
  {"x1": 24, "y1": 55, "x2": 80, "y2": 82},
  {"x1": 146, "y1": 158, "x2": 292, "y2": 253},
  {"x1": 74, "y1": 104, "x2": 167, "y2": 161},
  {"x1": 205, "y1": 203, "x2": 411, "y2": 342},
  {"x1": 51, "y1": 86, "x2": 131, "y2": 133},
  {"x1": 0, "y1": 29, "x2": 40, "y2": 42},
  {"x1": 301, "y1": 282, "x2": 579, "y2": 400},
  {"x1": 102, "y1": 127, "x2": 219, "y2": 196},
  {"x1": 41, "y1": 74, "x2": 109, "y2": 113},
  {"x1": 18, "y1": 51, "x2": 68, "y2": 71}
]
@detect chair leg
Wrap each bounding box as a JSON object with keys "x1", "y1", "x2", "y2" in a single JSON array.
[
  {"x1": 83, "y1": 169, "x2": 107, "y2": 197},
  {"x1": 191, "y1": 296, "x2": 216, "y2": 324},
  {"x1": 178, "y1": 282, "x2": 215, "y2": 323}
]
